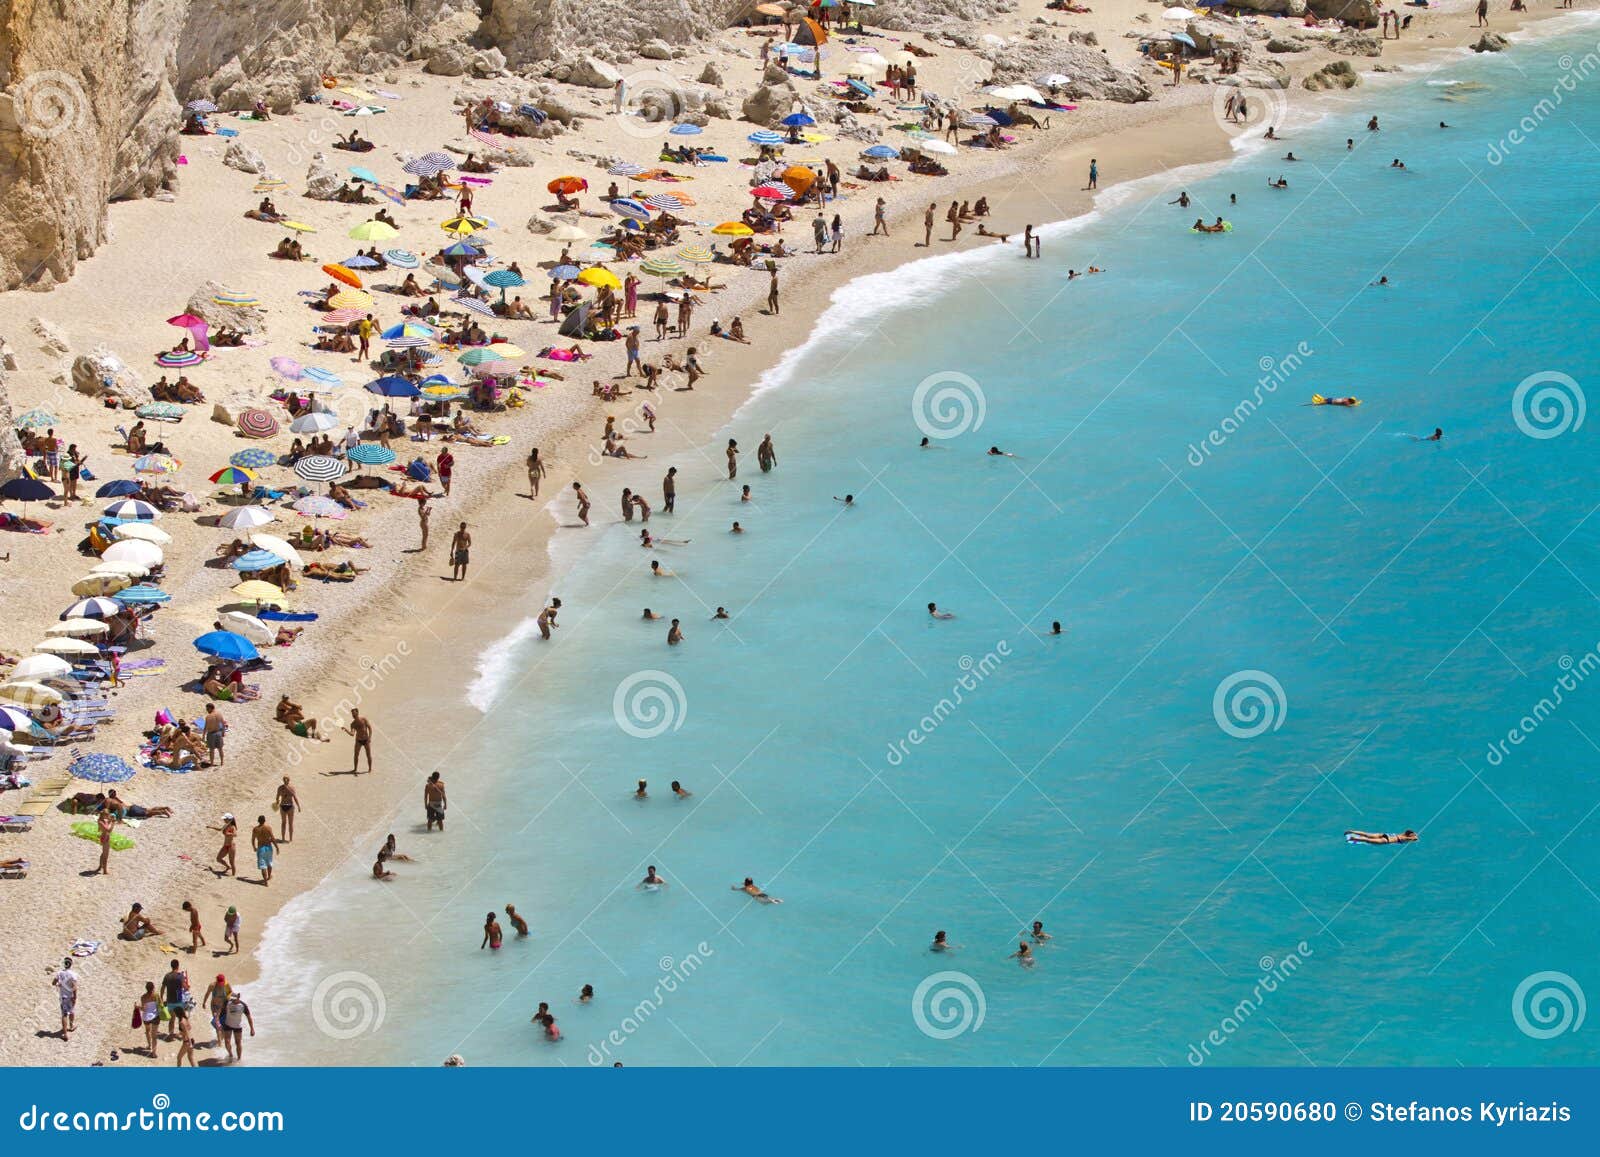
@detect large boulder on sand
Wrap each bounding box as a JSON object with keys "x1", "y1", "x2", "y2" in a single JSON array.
[
  {"x1": 1309, "y1": 0, "x2": 1377, "y2": 25},
  {"x1": 1303, "y1": 60, "x2": 1360, "y2": 91},
  {"x1": 223, "y1": 139, "x2": 267, "y2": 175},
  {"x1": 71, "y1": 347, "x2": 145, "y2": 407},
  {"x1": 305, "y1": 152, "x2": 342, "y2": 200},
  {"x1": 567, "y1": 56, "x2": 623, "y2": 88},
  {"x1": 742, "y1": 82, "x2": 797, "y2": 124},
  {"x1": 424, "y1": 43, "x2": 471, "y2": 76},
  {"x1": 185, "y1": 279, "x2": 268, "y2": 334},
  {"x1": 1473, "y1": 32, "x2": 1509, "y2": 52},
  {"x1": 983, "y1": 40, "x2": 1152, "y2": 103}
]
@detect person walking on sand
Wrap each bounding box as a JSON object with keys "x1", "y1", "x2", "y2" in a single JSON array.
[
  {"x1": 425, "y1": 771, "x2": 447, "y2": 832},
  {"x1": 356, "y1": 313, "x2": 375, "y2": 362},
  {"x1": 52, "y1": 957, "x2": 77, "y2": 1039},
  {"x1": 174, "y1": 1011, "x2": 196, "y2": 1067},
  {"x1": 449, "y1": 521, "x2": 471, "y2": 581},
  {"x1": 767, "y1": 267, "x2": 780, "y2": 315},
  {"x1": 203, "y1": 702, "x2": 226, "y2": 766},
  {"x1": 436, "y1": 447, "x2": 454, "y2": 496},
  {"x1": 527, "y1": 448, "x2": 545, "y2": 498},
  {"x1": 624, "y1": 326, "x2": 641, "y2": 377},
  {"x1": 345, "y1": 708, "x2": 374, "y2": 774},
  {"x1": 1087, "y1": 158, "x2": 1098, "y2": 190},
  {"x1": 182, "y1": 900, "x2": 206, "y2": 951},
  {"x1": 220, "y1": 989, "x2": 255, "y2": 1063},
  {"x1": 573, "y1": 481, "x2": 591, "y2": 526},
  {"x1": 923, "y1": 202, "x2": 936, "y2": 247},
  {"x1": 95, "y1": 806, "x2": 115, "y2": 876},
  {"x1": 947, "y1": 201, "x2": 961, "y2": 241},
  {"x1": 872, "y1": 196, "x2": 889, "y2": 236},
  {"x1": 417, "y1": 499, "x2": 430, "y2": 552},
  {"x1": 210, "y1": 813, "x2": 238, "y2": 876},
  {"x1": 1475, "y1": 0, "x2": 1489, "y2": 24},
  {"x1": 274, "y1": 775, "x2": 300, "y2": 842},
  {"x1": 663, "y1": 466, "x2": 677, "y2": 513},
  {"x1": 251, "y1": 815, "x2": 278, "y2": 886},
  {"x1": 224, "y1": 907, "x2": 241, "y2": 954}
]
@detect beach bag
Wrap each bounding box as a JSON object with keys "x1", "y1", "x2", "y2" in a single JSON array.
[{"x1": 131, "y1": 1006, "x2": 143, "y2": 1030}]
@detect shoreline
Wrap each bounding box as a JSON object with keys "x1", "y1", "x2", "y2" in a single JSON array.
[{"x1": 0, "y1": 0, "x2": 1589, "y2": 1065}]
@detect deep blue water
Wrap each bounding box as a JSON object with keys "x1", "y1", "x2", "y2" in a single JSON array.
[{"x1": 262, "y1": 21, "x2": 1600, "y2": 1067}]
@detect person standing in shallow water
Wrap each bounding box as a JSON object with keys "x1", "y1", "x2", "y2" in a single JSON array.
[{"x1": 757, "y1": 434, "x2": 776, "y2": 473}]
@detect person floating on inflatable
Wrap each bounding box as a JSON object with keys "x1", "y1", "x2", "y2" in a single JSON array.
[
  {"x1": 1311, "y1": 394, "x2": 1361, "y2": 407},
  {"x1": 1346, "y1": 829, "x2": 1417, "y2": 844}
]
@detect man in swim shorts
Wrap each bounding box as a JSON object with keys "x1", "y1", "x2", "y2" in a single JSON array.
[{"x1": 251, "y1": 815, "x2": 279, "y2": 885}]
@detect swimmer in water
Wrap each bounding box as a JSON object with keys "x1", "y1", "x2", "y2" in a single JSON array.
[
  {"x1": 1030, "y1": 920, "x2": 1051, "y2": 943},
  {"x1": 671, "y1": 780, "x2": 692, "y2": 798},
  {"x1": 1010, "y1": 942, "x2": 1035, "y2": 967},
  {"x1": 579, "y1": 985, "x2": 594, "y2": 1003},
  {"x1": 731, "y1": 521, "x2": 744, "y2": 534},
  {"x1": 1229, "y1": 193, "x2": 1237, "y2": 205},
  {"x1": 928, "y1": 602, "x2": 954, "y2": 620},
  {"x1": 1048, "y1": 621, "x2": 1064, "y2": 636},
  {"x1": 640, "y1": 865, "x2": 667, "y2": 887},
  {"x1": 1440, "y1": 121, "x2": 1450, "y2": 128},
  {"x1": 734, "y1": 877, "x2": 782, "y2": 904},
  {"x1": 650, "y1": 559, "x2": 674, "y2": 577},
  {"x1": 1345, "y1": 829, "x2": 1418, "y2": 844},
  {"x1": 741, "y1": 485, "x2": 751, "y2": 502},
  {"x1": 1371, "y1": 275, "x2": 1389, "y2": 286},
  {"x1": 1067, "y1": 269, "x2": 1081, "y2": 280},
  {"x1": 1284, "y1": 152, "x2": 1298, "y2": 162},
  {"x1": 1368, "y1": 116, "x2": 1380, "y2": 132},
  {"x1": 834, "y1": 494, "x2": 854, "y2": 506},
  {"x1": 667, "y1": 618, "x2": 684, "y2": 645},
  {"x1": 1268, "y1": 176, "x2": 1288, "y2": 189},
  {"x1": 643, "y1": 608, "x2": 662, "y2": 620},
  {"x1": 506, "y1": 905, "x2": 529, "y2": 937},
  {"x1": 1414, "y1": 427, "x2": 1443, "y2": 442},
  {"x1": 1347, "y1": 138, "x2": 1354, "y2": 149},
  {"x1": 1169, "y1": 191, "x2": 1190, "y2": 208},
  {"x1": 634, "y1": 779, "x2": 648, "y2": 799},
  {"x1": 987, "y1": 446, "x2": 1014, "y2": 456},
  {"x1": 931, "y1": 930, "x2": 956, "y2": 952},
  {"x1": 1391, "y1": 158, "x2": 1406, "y2": 169},
  {"x1": 712, "y1": 607, "x2": 730, "y2": 620}
]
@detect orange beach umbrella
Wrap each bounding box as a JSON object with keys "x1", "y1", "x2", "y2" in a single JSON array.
[{"x1": 322, "y1": 263, "x2": 363, "y2": 289}]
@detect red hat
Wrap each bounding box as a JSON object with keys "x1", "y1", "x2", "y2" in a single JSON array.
[{"x1": 216, "y1": 973, "x2": 227, "y2": 983}]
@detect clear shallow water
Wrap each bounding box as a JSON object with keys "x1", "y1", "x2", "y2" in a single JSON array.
[{"x1": 263, "y1": 25, "x2": 1600, "y2": 1067}]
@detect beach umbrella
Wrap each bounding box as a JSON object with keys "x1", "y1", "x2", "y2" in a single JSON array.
[
  {"x1": 270, "y1": 356, "x2": 304, "y2": 380},
  {"x1": 669, "y1": 123, "x2": 702, "y2": 135},
  {"x1": 345, "y1": 444, "x2": 396, "y2": 467},
  {"x1": 1162, "y1": 5, "x2": 1195, "y2": 16},
  {"x1": 286, "y1": 413, "x2": 337, "y2": 435},
  {"x1": 468, "y1": 360, "x2": 518, "y2": 378},
  {"x1": 381, "y1": 321, "x2": 437, "y2": 341},
  {"x1": 111, "y1": 523, "x2": 171, "y2": 545},
  {"x1": 49, "y1": 618, "x2": 109, "y2": 637},
  {"x1": 13, "y1": 408, "x2": 58, "y2": 428},
  {"x1": 385, "y1": 248, "x2": 420, "y2": 268},
  {"x1": 232, "y1": 549, "x2": 285, "y2": 572},
  {"x1": 348, "y1": 219, "x2": 398, "y2": 241},
  {"x1": 280, "y1": 220, "x2": 317, "y2": 233},
  {"x1": 212, "y1": 288, "x2": 259, "y2": 308},
  {"x1": 302, "y1": 366, "x2": 343, "y2": 389},
  {"x1": 547, "y1": 223, "x2": 591, "y2": 243},
  {"x1": 34, "y1": 638, "x2": 98, "y2": 657},
  {"x1": 750, "y1": 184, "x2": 792, "y2": 201},
  {"x1": 229, "y1": 449, "x2": 278, "y2": 471},
  {"x1": 218, "y1": 612, "x2": 275, "y2": 646},
  {"x1": 0, "y1": 703, "x2": 38, "y2": 732},
  {"x1": 402, "y1": 152, "x2": 454, "y2": 177},
  {"x1": 919, "y1": 138, "x2": 958, "y2": 155},
  {"x1": 676, "y1": 245, "x2": 713, "y2": 264},
  {"x1": 385, "y1": 336, "x2": 431, "y2": 349},
  {"x1": 440, "y1": 215, "x2": 489, "y2": 235},
  {"x1": 0, "y1": 477, "x2": 55, "y2": 502},
  {"x1": 249, "y1": 533, "x2": 305, "y2": 568},
  {"x1": 167, "y1": 312, "x2": 210, "y2": 351},
  {"x1": 987, "y1": 84, "x2": 1047, "y2": 104},
  {"x1": 639, "y1": 256, "x2": 685, "y2": 279},
  {"x1": 210, "y1": 466, "x2": 257, "y2": 486},
  {"x1": 90, "y1": 559, "x2": 148, "y2": 578},
  {"x1": 115, "y1": 584, "x2": 171, "y2": 605},
  {"x1": 293, "y1": 454, "x2": 346, "y2": 484},
  {"x1": 488, "y1": 342, "x2": 525, "y2": 358},
  {"x1": 72, "y1": 572, "x2": 131, "y2": 597},
  {"x1": 712, "y1": 221, "x2": 755, "y2": 237},
  {"x1": 548, "y1": 264, "x2": 581, "y2": 281},
  {"x1": 68, "y1": 753, "x2": 137, "y2": 783},
  {"x1": 322, "y1": 263, "x2": 364, "y2": 288},
  {"x1": 327, "y1": 289, "x2": 373, "y2": 310},
  {"x1": 218, "y1": 505, "x2": 277, "y2": 530},
  {"x1": 367, "y1": 376, "x2": 420, "y2": 397},
  {"x1": 577, "y1": 267, "x2": 622, "y2": 290},
  {"x1": 451, "y1": 295, "x2": 497, "y2": 317},
  {"x1": 322, "y1": 306, "x2": 369, "y2": 327},
  {"x1": 11, "y1": 654, "x2": 72, "y2": 681},
  {"x1": 483, "y1": 269, "x2": 526, "y2": 300},
  {"x1": 253, "y1": 177, "x2": 288, "y2": 192},
  {"x1": 95, "y1": 479, "x2": 141, "y2": 498},
  {"x1": 781, "y1": 165, "x2": 817, "y2": 194},
  {"x1": 372, "y1": 183, "x2": 406, "y2": 205},
  {"x1": 185, "y1": 98, "x2": 217, "y2": 113},
  {"x1": 229, "y1": 579, "x2": 290, "y2": 606},
  {"x1": 132, "y1": 454, "x2": 181, "y2": 475},
  {"x1": 547, "y1": 176, "x2": 588, "y2": 195},
  {"x1": 194, "y1": 630, "x2": 260, "y2": 662},
  {"x1": 963, "y1": 113, "x2": 999, "y2": 128},
  {"x1": 136, "y1": 402, "x2": 187, "y2": 422},
  {"x1": 781, "y1": 112, "x2": 816, "y2": 127},
  {"x1": 456, "y1": 348, "x2": 499, "y2": 366},
  {"x1": 291, "y1": 495, "x2": 344, "y2": 519},
  {"x1": 60, "y1": 597, "x2": 123, "y2": 621},
  {"x1": 342, "y1": 255, "x2": 381, "y2": 270},
  {"x1": 863, "y1": 144, "x2": 900, "y2": 159},
  {"x1": 842, "y1": 61, "x2": 875, "y2": 79},
  {"x1": 610, "y1": 198, "x2": 651, "y2": 222},
  {"x1": 103, "y1": 499, "x2": 160, "y2": 521},
  {"x1": 1036, "y1": 72, "x2": 1072, "y2": 88},
  {"x1": 155, "y1": 349, "x2": 204, "y2": 368},
  {"x1": 642, "y1": 194, "x2": 686, "y2": 213},
  {"x1": 0, "y1": 681, "x2": 64, "y2": 707},
  {"x1": 440, "y1": 240, "x2": 483, "y2": 258},
  {"x1": 748, "y1": 130, "x2": 786, "y2": 146},
  {"x1": 608, "y1": 161, "x2": 646, "y2": 176},
  {"x1": 348, "y1": 165, "x2": 380, "y2": 184},
  {"x1": 1170, "y1": 31, "x2": 1197, "y2": 48},
  {"x1": 102, "y1": 539, "x2": 163, "y2": 568},
  {"x1": 236, "y1": 409, "x2": 280, "y2": 439}
]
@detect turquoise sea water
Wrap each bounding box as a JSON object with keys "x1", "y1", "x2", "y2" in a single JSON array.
[{"x1": 263, "y1": 22, "x2": 1600, "y2": 1066}]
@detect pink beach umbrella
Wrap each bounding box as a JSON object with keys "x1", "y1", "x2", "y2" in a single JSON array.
[{"x1": 167, "y1": 312, "x2": 210, "y2": 353}]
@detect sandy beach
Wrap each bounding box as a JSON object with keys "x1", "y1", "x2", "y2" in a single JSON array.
[{"x1": 0, "y1": 0, "x2": 1581, "y2": 1066}]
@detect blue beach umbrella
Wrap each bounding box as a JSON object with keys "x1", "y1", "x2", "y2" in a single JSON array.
[
  {"x1": 347, "y1": 444, "x2": 397, "y2": 466},
  {"x1": 610, "y1": 198, "x2": 651, "y2": 221},
  {"x1": 381, "y1": 322, "x2": 436, "y2": 340},
  {"x1": 669, "y1": 123, "x2": 703, "y2": 135},
  {"x1": 367, "y1": 376, "x2": 420, "y2": 397},
  {"x1": 231, "y1": 549, "x2": 285, "y2": 572},
  {"x1": 549, "y1": 264, "x2": 580, "y2": 280},
  {"x1": 748, "y1": 130, "x2": 786, "y2": 146},
  {"x1": 229, "y1": 449, "x2": 278, "y2": 470},
  {"x1": 95, "y1": 479, "x2": 142, "y2": 498},
  {"x1": 0, "y1": 477, "x2": 56, "y2": 502},
  {"x1": 193, "y1": 630, "x2": 260, "y2": 662},
  {"x1": 441, "y1": 240, "x2": 482, "y2": 258},
  {"x1": 343, "y1": 254, "x2": 382, "y2": 269},
  {"x1": 302, "y1": 366, "x2": 343, "y2": 389},
  {"x1": 116, "y1": 584, "x2": 171, "y2": 605},
  {"x1": 68, "y1": 753, "x2": 137, "y2": 784},
  {"x1": 103, "y1": 499, "x2": 160, "y2": 521},
  {"x1": 863, "y1": 144, "x2": 900, "y2": 159},
  {"x1": 385, "y1": 248, "x2": 421, "y2": 269},
  {"x1": 348, "y1": 166, "x2": 380, "y2": 183},
  {"x1": 781, "y1": 112, "x2": 816, "y2": 127}
]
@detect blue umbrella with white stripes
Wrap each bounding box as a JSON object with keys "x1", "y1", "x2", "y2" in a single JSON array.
[
  {"x1": 748, "y1": 130, "x2": 786, "y2": 146},
  {"x1": 385, "y1": 248, "x2": 420, "y2": 268},
  {"x1": 347, "y1": 444, "x2": 397, "y2": 466},
  {"x1": 402, "y1": 152, "x2": 454, "y2": 177},
  {"x1": 231, "y1": 549, "x2": 285, "y2": 572},
  {"x1": 610, "y1": 198, "x2": 651, "y2": 222},
  {"x1": 116, "y1": 584, "x2": 171, "y2": 604},
  {"x1": 69, "y1": 753, "x2": 137, "y2": 783},
  {"x1": 103, "y1": 499, "x2": 160, "y2": 522},
  {"x1": 549, "y1": 264, "x2": 580, "y2": 281}
]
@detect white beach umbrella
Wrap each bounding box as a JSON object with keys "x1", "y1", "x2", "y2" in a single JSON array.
[
  {"x1": 249, "y1": 533, "x2": 305, "y2": 568},
  {"x1": 34, "y1": 638, "x2": 100, "y2": 657},
  {"x1": 48, "y1": 618, "x2": 109, "y2": 638},
  {"x1": 884, "y1": 50, "x2": 915, "y2": 67},
  {"x1": 547, "y1": 224, "x2": 591, "y2": 242},
  {"x1": 842, "y1": 61, "x2": 876, "y2": 78},
  {"x1": 90, "y1": 560, "x2": 150, "y2": 578},
  {"x1": 72, "y1": 573, "x2": 132, "y2": 598},
  {"x1": 919, "y1": 139, "x2": 958, "y2": 155},
  {"x1": 218, "y1": 505, "x2": 278, "y2": 530},
  {"x1": 0, "y1": 681, "x2": 64, "y2": 707},
  {"x1": 101, "y1": 539, "x2": 164, "y2": 568},
  {"x1": 290, "y1": 411, "x2": 340, "y2": 434},
  {"x1": 1036, "y1": 73, "x2": 1072, "y2": 89},
  {"x1": 857, "y1": 52, "x2": 889, "y2": 68},
  {"x1": 10, "y1": 654, "x2": 73, "y2": 680},
  {"x1": 987, "y1": 84, "x2": 1046, "y2": 105},
  {"x1": 218, "y1": 611, "x2": 275, "y2": 646},
  {"x1": 1162, "y1": 6, "x2": 1194, "y2": 17},
  {"x1": 112, "y1": 522, "x2": 173, "y2": 545}
]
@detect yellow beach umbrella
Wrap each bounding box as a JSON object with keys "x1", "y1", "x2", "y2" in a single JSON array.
[
  {"x1": 229, "y1": 579, "x2": 290, "y2": 606},
  {"x1": 440, "y1": 216, "x2": 488, "y2": 235},
  {"x1": 328, "y1": 289, "x2": 374, "y2": 310},
  {"x1": 577, "y1": 267, "x2": 621, "y2": 290},
  {"x1": 72, "y1": 573, "x2": 132, "y2": 598},
  {"x1": 253, "y1": 177, "x2": 288, "y2": 192},
  {"x1": 487, "y1": 342, "x2": 525, "y2": 359},
  {"x1": 281, "y1": 220, "x2": 318, "y2": 233},
  {"x1": 349, "y1": 219, "x2": 399, "y2": 241},
  {"x1": 712, "y1": 221, "x2": 754, "y2": 237},
  {"x1": 547, "y1": 223, "x2": 591, "y2": 242},
  {"x1": 0, "y1": 681, "x2": 64, "y2": 707},
  {"x1": 48, "y1": 618, "x2": 109, "y2": 638},
  {"x1": 677, "y1": 245, "x2": 713, "y2": 264}
]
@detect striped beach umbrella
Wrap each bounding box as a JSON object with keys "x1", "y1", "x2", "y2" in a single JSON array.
[
  {"x1": 137, "y1": 402, "x2": 187, "y2": 421},
  {"x1": 643, "y1": 194, "x2": 685, "y2": 212},
  {"x1": 0, "y1": 703, "x2": 39, "y2": 731},
  {"x1": 14, "y1": 408, "x2": 59, "y2": 428},
  {"x1": 347, "y1": 444, "x2": 397, "y2": 466},
  {"x1": 676, "y1": 245, "x2": 713, "y2": 264},
  {"x1": 451, "y1": 295, "x2": 497, "y2": 318},
  {"x1": 0, "y1": 682, "x2": 63, "y2": 708},
  {"x1": 292, "y1": 495, "x2": 345, "y2": 519},
  {"x1": 210, "y1": 466, "x2": 257, "y2": 485},
  {"x1": 549, "y1": 264, "x2": 580, "y2": 281},
  {"x1": 342, "y1": 255, "x2": 381, "y2": 269},
  {"x1": 132, "y1": 455, "x2": 181, "y2": 475},
  {"x1": 186, "y1": 99, "x2": 218, "y2": 113},
  {"x1": 302, "y1": 366, "x2": 343, "y2": 389},
  {"x1": 253, "y1": 177, "x2": 287, "y2": 192},
  {"x1": 236, "y1": 409, "x2": 279, "y2": 438},
  {"x1": 457, "y1": 347, "x2": 498, "y2": 366},
  {"x1": 608, "y1": 162, "x2": 646, "y2": 176},
  {"x1": 385, "y1": 335, "x2": 432, "y2": 349},
  {"x1": 610, "y1": 198, "x2": 651, "y2": 221},
  {"x1": 639, "y1": 256, "x2": 685, "y2": 279},
  {"x1": 385, "y1": 248, "x2": 420, "y2": 268},
  {"x1": 440, "y1": 240, "x2": 482, "y2": 258},
  {"x1": 293, "y1": 454, "x2": 346, "y2": 484},
  {"x1": 748, "y1": 130, "x2": 786, "y2": 145},
  {"x1": 156, "y1": 350, "x2": 203, "y2": 367},
  {"x1": 116, "y1": 584, "x2": 172, "y2": 605},
  {"x1": 231, "y1": 549, "x2": 284, "y2": 572},
  {"x1": 61, "y1": 597, "x2": 124, "y2": 621},
  {"x1": 103, "y1": 499, "x2": 160, "y2": 521},
  {"x1": 963, "y1": 113, "x2": 998, "y2": 128},
  {"x1": 320, "y1": 308, "x2": 366, "y2": 326},
  {"x1": 327, "y1": 289, "x2": 372, "y2": 310},
  {"x1": 229, "y1": 449, "x2": 278, "y2": 470},
  {"x1": 213, "y1": 287, "x2": 260, "y2": 308},
  {"x1": 440, "y1": 215, "x2": 489, "y2": 235},
  {"x1": 382, "y1": 322, "x2": 437, "y2": 340}
]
